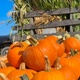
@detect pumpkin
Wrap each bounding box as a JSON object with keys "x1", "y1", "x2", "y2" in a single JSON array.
[
  {"x1": 59, "y1": 65, "x2": 77, "y2": 80},
  {"x1": 23, "y1": 36, "x2": 57, "y2": 71},
  {"x1": 53, "y1": 56, "x2": 77, "y2": 80},
  {"x1": 7, "y1": 62, "x2": 37, "y2": 80},
  {"x1": 31, "y1": 56, "x2": 66, "y2": 80},
  {"x1": 7, "y1": 42, "x2": 29, "y2": 68},
  {"x1": 60, "y1": 55, "x2": 80, "y2": 79},
  {"x1": 45, "y1": 35, "x2": 65, "y2": 57},
  {"x1": 0, "y1": 61, "x2": 16, "y2": 76},
  {"x1": 63, "y1": 37, "x2": 80, "y2": 53}
]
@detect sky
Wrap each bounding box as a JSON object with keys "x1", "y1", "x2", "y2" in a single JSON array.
[{"x1": 0, "y1": 0, "x2": 15, "y2": 36}]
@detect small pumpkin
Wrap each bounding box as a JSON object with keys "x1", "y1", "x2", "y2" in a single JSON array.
[
  {"x1": 7, "y1": 62, "x2": 37, "y2": 80},
  {"x1": 7, "y1": 41, "x2": 29, "y2": 68},
  {"x1": 0, "y1": 61, "x2": 16, "y2": 76},
  {"x1": 63, "y1": 37, "x2": 80, "y2": 53},
  {"x1": 60, "y1": 54, "x2": 80, "y2": 79}
]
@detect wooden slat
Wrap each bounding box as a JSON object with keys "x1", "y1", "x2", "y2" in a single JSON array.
[
  {"x1": 12, "y1": 31, "x2": 80, "y2": 40},
  {"x1": 25, "y1": 7, "x2": 80, "y2": 18},
  {"x1": 31, "y1": 31, "x2": 80, "y2": 39},
  {"x1": 13, "y1": 19, "x2": 80, "y2": 30}
]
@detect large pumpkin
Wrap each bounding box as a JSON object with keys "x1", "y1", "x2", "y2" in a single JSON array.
[
  {"x1": 23, "y1": 36, "x2": 57, "y2": 71},
  {"x1": 7, "y1": 42, "x2": 29, "y2": 68},
  {"x1": 45, "y1": 35, "x2": 65, "y2": 57}
]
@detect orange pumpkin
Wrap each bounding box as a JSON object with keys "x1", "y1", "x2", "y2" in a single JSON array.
[
  {"x1": 45, "y1": 36, "x2": 65, "y2": 57},
  {"x1": 63, "y1": 37, "x2": 80, "y2": 53},
  {"x1": 59, "y1": 65, "x2": 77, "y2": 80},
  {"x1": 60, "y1": 55, "x2": 80, "y2": 79},
  {"x1": 31, "y1": 56, "x2": 66, "y2": 80},
  {"x1": 0, "y1": 61, "x2": 16, "y2": 76},
  {"x1": 7, "y1": 42, "x2": 29, "y2": 68},
  {"x1": 23, "y1": 37, "x2": 57, "y2": 71},
  {"x1": 7, "y1": 62, "x2": 37, "y2": 80}
]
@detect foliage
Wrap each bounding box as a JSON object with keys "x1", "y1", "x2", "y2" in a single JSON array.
[
  {"x1": 9, "y1": 0, "x2": 32, "y2": 40},
  {"x1": 73, "y1": 13, "x2": 80, "y2": 31},
  {"x1": 30, "y1": 0, "x2": 80, "y2": 10},
  {"x1": 11, "y1": 0, "x2": 31, "y2": 26}
]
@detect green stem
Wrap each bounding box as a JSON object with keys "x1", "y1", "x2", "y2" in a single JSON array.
[
  {"x1": 56, "y1": 38, "x2": 64, "y2": 44},
  {"x1": 70, "y1": 49, "x2": 75, "y2": 56},
  {"x1": 20, "y1": 74, "x2": 29, "y2": 80}
]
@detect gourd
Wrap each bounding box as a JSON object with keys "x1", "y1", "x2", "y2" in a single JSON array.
[
  {"x1": 23, "y1": 36, "x2": 57, "y2": 71},
  {"x1": 0, "y1": 60, "x2": 16, "y2": 76},
  {"x1": 7, "y1": 42, "x2": 29, "y2": 68},
  {"x1": 31, "y1": 56, "x2": 66, "y2": 80},
  {"x1": 63, "y1": 37, "x2": 80, "y2": 53},
  {"x1": 45, "y1": 35, "x2": 65, "y2": 57},
  {"x1": 7, "y1": 62, "x2": 37, "y2": 80}
]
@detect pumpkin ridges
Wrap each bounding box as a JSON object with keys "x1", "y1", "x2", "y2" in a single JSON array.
[
  {"x1": 60, "y1": 56, "x2": 80, "y2": 79},
  {"x1": 45, "y1": 36, "x2": 65, "y2": 57},
  {"x1": 63, "y1": 37, "x2": 80, "y2": 53},
  {"x1": 7, "y1": 42, "x2": 29, "y2": 68},
  {"x1": 23, "y1": 38, "x2": 57, "y2": 71},
  {"x1": 31, "y1": 56, "x2": 66, "y2": 80},
  {"x1": 59, "y1": 65, "x2": 77, "y2": 80},
  {"x1": 7, "y1": 62, "x2": 37, "y2": 80}
]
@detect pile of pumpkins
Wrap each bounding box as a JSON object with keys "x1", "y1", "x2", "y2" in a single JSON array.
[{"x1": 1, "y1": 32, "x2": 80, "y2": 80}]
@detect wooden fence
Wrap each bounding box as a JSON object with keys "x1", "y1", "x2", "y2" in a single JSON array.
[{"x1": 13, "y1": 7, "x2": 80, "y2": 40}]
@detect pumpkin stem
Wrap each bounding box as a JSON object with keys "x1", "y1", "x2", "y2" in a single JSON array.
[
  {"x1": 71, "y1": 49, "x2": 79, "y2": 56},
  {"x1": 54, "y1": 57, "x2": 62, "y2": 69},
  {"x1": 19, "y1": 62, "x2": 26, "y2": 70},
  {"x1": 56, "y1": 38, "x2": 64, "y2": 44},
  {"x1": 27, "y1": 35, "x2": 39, "y2": 46},
  {"x1": 20, "y1": 74, "x2": 29, "y2": 80},
  {"x1": 0, "y1": 73, "x2": 9, "y2": 80},
  {"x1": 45, "y1": 56, "x2": 51, "y2": 72},
  {"x1": 0, "y1": 55, "x2": 7, "y2": 61},
  {"x1": 68, "y1": 49, "x2": 79, "y2": 57},
  {"x1": 70, "y1": 49, "x2": 74, "y2": 56},
  {"x1": 0, "y1": 60, "x2": 7, "y2": 68}
]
